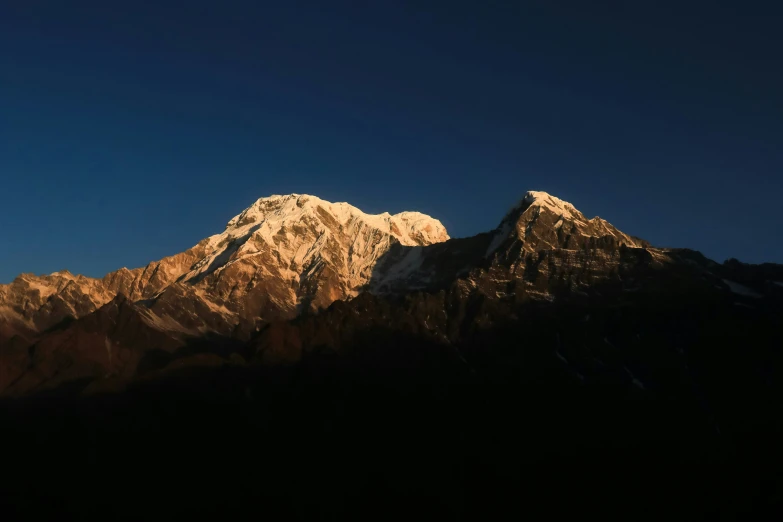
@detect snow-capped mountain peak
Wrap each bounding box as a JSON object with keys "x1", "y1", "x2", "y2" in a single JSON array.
[
  {"x1": 522, "y1": 191, "x2": 584, "y2": 220},
  {"x1": 499, "y1": 190, "x2": 585, "y2": 225},
  {"x1": 488, "y1": 190, "x2": 647, "y2": 255},
  {"x1": 222, "y1": 194, "x2": 448, "y2": 247},
  {"x1": 159, "y1": 193, "x2": 451, "y2": 325},
  {"x1": 0, "y1": 193, "x2": 452, "y2": 349}
]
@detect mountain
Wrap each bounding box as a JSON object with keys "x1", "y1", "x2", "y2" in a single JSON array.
[
  {"x1": 0, "y1": 194, "x2": 449, "y2": 394},
  {"x1": 2, "y1": 190, "x2": 782, "y2": 520},
  {"x1": 370, "y1": 189, "x2": 650, "y2": 295}
]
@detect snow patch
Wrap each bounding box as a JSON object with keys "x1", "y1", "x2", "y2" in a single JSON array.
[
  {"x1": 22, "y1": 280, "x2": 57, "y2": 300},
  {"x1": 221, "y1": 194, "x2": 448, "y2": 248},
  {"x1": 522, "y1": 191, "x2": 584, "y2": 221},
  {"x1": 623, "y1": 366, "x2": 646, "y2": 390},
  {"x1": 722, "y1": 279, "x2": 762, "y2": 298},
  {"x1": 485, "y1": 222, "x2": 512, "y2": 257},
  {"x1": 375, "y1": 246, "x2": 425, "y2": 287}
]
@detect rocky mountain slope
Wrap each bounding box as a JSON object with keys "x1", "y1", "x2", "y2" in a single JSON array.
[
  {"x1": 0, "y1": 194, "x2": 450, "y2": 394},
  {"x1": 370, "y1": 189, "x2": 650, "y2": 295},
  {"x1": 2, "y1": 190, "x2": 780, "y2": 398}
]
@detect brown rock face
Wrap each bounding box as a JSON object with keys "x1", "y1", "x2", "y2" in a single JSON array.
[
  {"x1": 0, "y1": 271, "x2": 115, "y2": 338},
  {"x1": 496, "y1": 191, "x2": 648, "y2": 254},
  {"x1": 102, "y1": 242, "x2": 211, "y2": 300},
  {"x1": 0, "y1": 295, "x2": 183, "y2": 396}
]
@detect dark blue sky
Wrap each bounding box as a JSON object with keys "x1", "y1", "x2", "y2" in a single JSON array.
[{"x1": 2, "y1": 1, "x2": 782, "y2": 282}]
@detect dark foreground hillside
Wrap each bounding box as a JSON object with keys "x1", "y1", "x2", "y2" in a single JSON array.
[{"x1": 2, "y1": 287, "x2": 781, "y2": 521}]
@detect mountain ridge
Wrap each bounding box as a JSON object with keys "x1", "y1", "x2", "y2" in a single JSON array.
[{"x1": 1, "y1": 190, "x2": 781, "y2": 397}]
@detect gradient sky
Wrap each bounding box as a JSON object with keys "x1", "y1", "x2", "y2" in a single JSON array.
[{"x1": 2, "y1": 1, "x2": 782, "y2": 282}]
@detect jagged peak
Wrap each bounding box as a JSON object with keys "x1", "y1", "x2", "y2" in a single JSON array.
[
  {"x1": 523, "y1": 191, "x2": 583, "y2": 218},
  {"x1": 500, "y1": 191, "x2": 585, "y2": 226},
  {"x1": 49, "y1": 269, "x2": 75, "y2": 278},
  {"x1": 223, "y1": 193, "x2": 449, "y2": 247},
  {"x1": 488, "y1": 190, "x2": 648, "y2": 253}
]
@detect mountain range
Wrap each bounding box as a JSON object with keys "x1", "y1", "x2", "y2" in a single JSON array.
[
  {"x1": 2, "y1": 190, "x2": 779, "y2": 395},
  {"x1": 2, "y1": 190, "x2": 782, "y2": 520}
]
